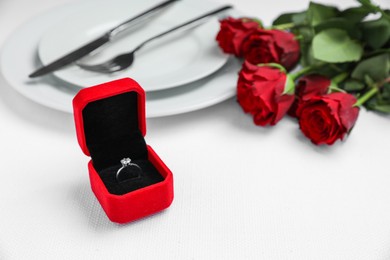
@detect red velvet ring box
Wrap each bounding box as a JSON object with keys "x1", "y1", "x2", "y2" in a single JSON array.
[{"x1": 73, "y1": 78, "x2": 174, "y2": 224}]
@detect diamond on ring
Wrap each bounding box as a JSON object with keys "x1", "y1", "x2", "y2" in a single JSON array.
[{"x1": 121, "y1": 158, "x2": 132, "y2": 166}]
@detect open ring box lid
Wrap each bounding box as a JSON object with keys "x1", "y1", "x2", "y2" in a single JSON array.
[{"x1": 73, "y1": 78, "x2": 174, "y2": 224}]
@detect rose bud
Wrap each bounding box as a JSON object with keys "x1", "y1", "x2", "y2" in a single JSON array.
[
  {"x1": 241, "y1": 29, "x2": 300, "y2": 71},
  {"x1": 216, "y1": 17, "x2": 261, "y2": 56},
  {"x1": 296, "y1": 93, "x2": 359, "y2": 145},
  {"x1": 237, "y1": 61, "x2": 295, "y2": 126},
  {"x1": 288, "y1": 74, "x2": 331, "y2": 118}
]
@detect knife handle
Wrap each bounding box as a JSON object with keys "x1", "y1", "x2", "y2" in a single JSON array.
[
  {"x1": 133, "y1": 5, "x2": 233, "y2": 53},
  {"x1": 108, "y1": 0, "x2": 178, "y2": 39}
]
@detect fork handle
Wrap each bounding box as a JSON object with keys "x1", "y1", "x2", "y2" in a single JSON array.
[{"x1": 133, "y1": 5, "x2": 233, "y2": 52}]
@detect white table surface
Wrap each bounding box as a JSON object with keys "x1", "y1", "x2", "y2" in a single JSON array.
[{"x1": 1, "y1": 0, "x2": 390, "y2": 259}]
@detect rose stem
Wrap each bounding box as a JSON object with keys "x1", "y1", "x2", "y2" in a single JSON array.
[
  {"x1": 270, "y1": 22, "x2": 295, "y2": 30},
  {"x1": 257, "y1": 62, "x2": 286, "y2": 72},
  {"x1": 358, "y1": 0, "x2": 390, "y2": 21},
  {"x1": 329, "y1": 85, "x2": 346, "y2": 93},
  {"x1": 332, "y1": 72, "x2": 349, "y2": 84},
  {"x1": 289, "y1": 65, "x2": 320, "y2": 81},
  {"x1": 294, "y1": 35, "x2": 304, "y2": 41},
  {"x1": 329, "y1": 72, "x2": 348, "y2": 93},
  {"x1": 354, "y1": 87, "x2": 379, "y2": 107},
  {"x1": 353, "y1": 76, "x2": 390, "y2": 107}
]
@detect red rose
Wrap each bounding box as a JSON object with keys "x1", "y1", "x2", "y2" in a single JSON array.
[
  {"x1": 296, "y1": 93, "x2": 359, "y2": 145},
  {"x1": 237, "y1": 61, "x2": 295, "y2": 126},
  {"x1": 216, "y1": 17, "x2": 260, "y2": 56},
  {"x1": 288, "y1": 74, "x2": 331, "y2": 117},
  {"x1": 241, "y1": 29, "x2": 300, "y2": 70}
]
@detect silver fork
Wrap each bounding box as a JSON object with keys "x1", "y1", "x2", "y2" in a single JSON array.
[{"x1": 77, "y1": 5, "x2": 232, "y2": 74}]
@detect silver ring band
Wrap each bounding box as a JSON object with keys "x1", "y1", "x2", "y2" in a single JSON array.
[{"x1": 116, "y1": 158, "x2": 142, "y2": 181}]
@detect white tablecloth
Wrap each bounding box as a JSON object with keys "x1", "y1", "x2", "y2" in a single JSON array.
[{"x1": 1, "y1": 0, "x2": 390, "y2": 259}]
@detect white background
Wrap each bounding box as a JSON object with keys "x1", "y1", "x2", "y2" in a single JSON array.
[{"x1": 1, "y1": 0, "x2": 390, "y2": 259}]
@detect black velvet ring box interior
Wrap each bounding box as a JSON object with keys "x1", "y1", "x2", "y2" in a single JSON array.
[{"x1": 83, "y1": 91, "x2": 163, "y2": 195}]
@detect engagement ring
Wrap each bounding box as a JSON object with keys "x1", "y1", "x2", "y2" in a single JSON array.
[{"x1": 116, "y1": 158, "x2": 142, "y2": 182}]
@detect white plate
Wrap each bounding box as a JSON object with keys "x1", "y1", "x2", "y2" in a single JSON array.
[
  {"x1": 38, "y1": 0, "x2": 229, "y2": 91},
  {"x1": 0, "y1": 0, "x2": 241, "y2": 118}
]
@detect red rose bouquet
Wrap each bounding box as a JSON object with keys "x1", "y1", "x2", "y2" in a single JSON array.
[{"x1": 215, "y1": 0, "x2": 390, "y2": 146}]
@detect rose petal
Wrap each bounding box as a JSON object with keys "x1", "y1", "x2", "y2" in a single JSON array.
[
  {"x1": 216, "y1": 17, "x2": 260, "y2": 56},
  {"x1": 236, "y1": 63, "x2": 292, "y2": 126}
]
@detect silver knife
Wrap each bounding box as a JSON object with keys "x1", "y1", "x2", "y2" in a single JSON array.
[{"x1": 29, "y1": 0, "x2": 178, "y2": 78}]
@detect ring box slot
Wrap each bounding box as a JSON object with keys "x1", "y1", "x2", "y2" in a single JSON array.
[{"x1": 73, "y1": 78, "x2": 173, "y2": 223}]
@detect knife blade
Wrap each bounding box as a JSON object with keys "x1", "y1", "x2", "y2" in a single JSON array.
[{"x1": 29, "y1": 0, "x2": 178, "y2": 78}]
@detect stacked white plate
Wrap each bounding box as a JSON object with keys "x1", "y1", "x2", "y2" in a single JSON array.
[{"x1": 0, "y1": 0, "x2": 242, "y2": 117}]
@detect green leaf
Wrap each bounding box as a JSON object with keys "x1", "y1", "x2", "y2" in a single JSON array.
[
  {"x1": 382, "y1": 83, "x2": 390, "y2": 99},
  {"x1": 283, "y1": 75, "x2": 295, "y2": 95},
  {"x1": 315, "y1": 18, "x2": 362, "y2": 39},
  {"x1": 273, "y1": 11, "x2": 307, "y2": 26},
  {"x1": 357, "y1": 0, "x2": 382, "y2": 14},
  {"x1": 340, "y1": 6, "x2": 371, "y2": 22},
  {"x1": 351, "y1": 53, "x2": 390, "y2": 81},
  {"x1": 300, "y1": 43, "x2": 319, "y2": 67},
  {"x1": 364, "y1": 81, "x2": 390, "y2": 113},
  {"x1": 294, "y1": 27, "x2": 314, "y2": 43},
  {"x1": 357, "y1": 0, "x2": 390, "y2": 22},
  {"x1": 343, "y1": 79, "x2": 365, "y2": 91},
  {"x1": 384, "y1": 10, "x2": 390, "y2": 23},
  {"x1": 291, "y1": 12, "x2": 308, "y2": 25},
  {"x1": 366, "y1": 103, "x2": 390, "y2": 113},
  {"x1": 273, "y1": 13, "x2": 293, "y2": 25},
  {"x1": 364, "y1": 75, "x2": 376, "y2": 87},
  {"x1": 310, "y1": 66, "x2": 343, "y2": 78},
  {"x1": 307, "y1": 2, "x2": 339, "y2": 26},
  {"x1": 361, "y1": 16, "x2": 390, "y2": 49},
  {"x1": 312, "y1": 29, "x2": 363, "y2": 63}
]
